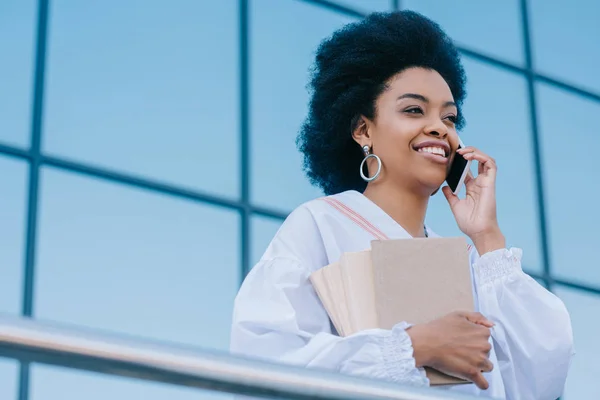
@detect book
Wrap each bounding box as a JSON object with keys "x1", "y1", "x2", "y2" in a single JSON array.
[{"x1": 309, "y1": 237, "x2": 474, "y2": 385}]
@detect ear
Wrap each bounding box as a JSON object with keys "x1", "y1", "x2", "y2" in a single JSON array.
[{"x1": 351, "y1": 115, "x2": 372, "y2": 148}]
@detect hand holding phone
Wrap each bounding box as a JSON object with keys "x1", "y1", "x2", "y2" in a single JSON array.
[{"x1": 442, "y1": 143, "x2": 504, "y2": 254}]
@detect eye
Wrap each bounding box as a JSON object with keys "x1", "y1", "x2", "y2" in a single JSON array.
[
  {"x1": 444, "y1": 115, "x2": 457, "y2": 124},
  {"x1": 404, "y1": 106, "x2": 423, "y2": 115}
]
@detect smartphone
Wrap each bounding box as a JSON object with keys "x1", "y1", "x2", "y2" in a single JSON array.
[{"x1": 446, "y1": 138, "x2": 471, "y2": 195}]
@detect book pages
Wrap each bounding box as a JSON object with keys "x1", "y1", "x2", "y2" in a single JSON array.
[{"x1": 339, "y1": 250, "x2": 378, "y2": 334}]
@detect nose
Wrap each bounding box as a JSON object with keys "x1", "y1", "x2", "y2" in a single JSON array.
[{"x1": 424, "y1": 119, "x2": 448, "y2": 139}]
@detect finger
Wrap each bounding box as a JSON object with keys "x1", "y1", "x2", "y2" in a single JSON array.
[
  {"x1": 462, "y1": 151, "x2": 492, "y2": 165},
  {"x1": 473, "y1": 320, "x2": 495, "y2": 329},
  {"x1": 465, "y1": 312, "x2": 495, "y2": 328},
  {"x1": 442, "y1": 186, "x2": 459, "y2": 211},
  {"x1": 457, "y1": 146, "x2": 477, "y2": 154},
  {"x1": 482, "y1": 157, "x2": 497, "y2": 180},
  {"x1": 462, "y1": 152, "x2": 497, "y2": 178},
  {"x1": 464, "y1": 170, "x2": 475, "y2": 185},
  {"x1": 470, "y1": 371, "x2": 490, "y2": 390},
  {"x1": 458, "y1": 146, "x2": 488, "y2": 156},
  {"x1": 464, "y1": 311, "x2": 487, "y2": 323},
  {"x1": 483, "y1": 341, "x2": 493, "y2": 356},
  {"x1": 442, "y1": 186, "x2": 459, "y2": 208},
  {"x1": 462, "y1": 151, "x2": 496, "y2": 168},
  {"x1": 480, "y1": 358, "x2": 494, "y2": 373}
]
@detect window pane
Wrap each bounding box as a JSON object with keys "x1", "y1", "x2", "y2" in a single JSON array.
[
  {"x1": 553, "y1": 286, "x2": 600, "y2": 398},
  {"x1": 31, "y1": 365, "x2": 230, "y2": 400},
  {"x1": 42, "y1": 1, "x2": 239, "y2": 198},
  {"x1": 403, "y1": 0, "x2": 524, "y2": 65},
  {"x1": 0, "y1": 0, "x2": 35, "y2": 147},
  {"x1": 251, "y1": 0, "x2": 357, "y2": 211},
  {"x1": 426, "y1": 59, "x2": 542, "y2": 273},
  {"x1": 331, "y1": 0, "x2": 391, "y2": 13},
  {"x1": 251, "y1": 215, "x2": 284, "y2": 268},
  {"x1": 35, "y1": 168, "x2": 240, "y2": 351},
  {"x1": 0, "y1": 360, "x2": 18, "y2": 400},
  {"x1": 537, "y1": 83, "x2": 600, "y2": 286},
  {"x1": 0, "y1": 156, "x2": 27, "y2": 314},
  {"x1": 530, "y1": 0, "x2": 600, "y2": 94}
]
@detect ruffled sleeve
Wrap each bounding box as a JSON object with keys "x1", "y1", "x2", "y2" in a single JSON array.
[
  {"x1": 472, "y1": 248, "x2": 575, "y2": 400},
  {"x1": 230, "y1": 255, "x2": 429, "y2": 386}
]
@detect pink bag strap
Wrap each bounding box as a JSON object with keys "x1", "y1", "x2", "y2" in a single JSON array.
[
  {"x1": 321, "y1": 196, "x2": 473, "y2": 252},
  {"x1": 321, "y1": 197, "x2": 389, "y2": 240}
]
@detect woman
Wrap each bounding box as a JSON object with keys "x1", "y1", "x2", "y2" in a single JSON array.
[{"x1": 230, "y1": 10, "x2": 573, "y2": 399}]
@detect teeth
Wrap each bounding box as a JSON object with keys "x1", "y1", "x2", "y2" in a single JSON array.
[{"x1": 418, "y1": 146, "x2": 446, "y2": 156}]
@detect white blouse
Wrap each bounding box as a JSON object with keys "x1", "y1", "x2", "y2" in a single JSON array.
[{"x1": 230, "y1": 190, "x2": 574, "y2": 399}]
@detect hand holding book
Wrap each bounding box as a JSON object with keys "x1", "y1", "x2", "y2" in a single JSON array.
[{"x1": 407, "y1": 311, "x2": 494, "y2": 390}]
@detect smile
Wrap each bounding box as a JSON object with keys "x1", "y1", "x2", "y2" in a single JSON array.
[{"x1": 412, "y1": 141, "x2": 451, "y2": 165}]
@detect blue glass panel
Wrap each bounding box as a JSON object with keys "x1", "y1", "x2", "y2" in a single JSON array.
[
  {"x1": 537, "y1": 83, "x2": 600, "y2": 286},
  {"x1": 42, "y1": 0, "x2": 239, "y2": 198},
  {"x1": 331, "y1": 0, "x2": 391, "y2": 13},
  {"x1": 35, "y1": 168, "x2": 240, "y2": 351},
  {"x1": 403, "y1": 0, "x2": 524, "y2": 65},
  {"x1": 0, "y1": 156, "x2": 27, "y2": 314},
  {"x1": 530, "y1": 0, "x2": 600, "y2": 94},
  {"x1": 0, "y1": 360, "x2": 18, "y2": 400},
  {"x1": 31, "y1": 365, "x2": 230, "y2": 400},
  {"x1": 0, "y1": 0, "x2": 36, "y2": 147}
]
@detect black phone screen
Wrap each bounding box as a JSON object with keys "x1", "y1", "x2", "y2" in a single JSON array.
[{"x1": 446, "y1": 145, "x2": 469, "y2": 193}]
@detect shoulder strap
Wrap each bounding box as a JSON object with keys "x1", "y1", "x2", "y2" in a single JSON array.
[
  {"x1": 322, "y1": 196, "x2": 473, "y2": 252},
  {"x1": 321, "y1": 197, "x2": 389, "y2": 241}
]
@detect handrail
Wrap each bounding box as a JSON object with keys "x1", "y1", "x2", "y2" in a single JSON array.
[{"x1": 0, "y1": 314, "x2": 479, "y2": 400}]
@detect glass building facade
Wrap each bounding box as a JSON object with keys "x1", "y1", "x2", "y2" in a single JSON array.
[{"x1": 1, "y1": 0, "x2": 599, "y2": 398}]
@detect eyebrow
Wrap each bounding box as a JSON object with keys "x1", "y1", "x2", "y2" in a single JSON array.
[{"x1": 397, "y1": 93, "x2": 456, "y2": 108}]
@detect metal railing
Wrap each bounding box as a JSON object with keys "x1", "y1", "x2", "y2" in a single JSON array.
[{"x1": 0, "y1": 314, "x2": 479, "y2": 400}]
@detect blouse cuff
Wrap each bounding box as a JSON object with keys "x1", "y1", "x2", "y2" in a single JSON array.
[
  {"x1": 381, "y1": 322, "x2": 429, "y2": 386},
  {"x1": 473, "y1": 247, "x2": 523, "y2": 286}
]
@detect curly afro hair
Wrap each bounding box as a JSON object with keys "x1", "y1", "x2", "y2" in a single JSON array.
[{"x1": 296, "y1": 10, "x2": 467, "y2": 196}]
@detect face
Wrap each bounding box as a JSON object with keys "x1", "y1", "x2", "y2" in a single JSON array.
[{"x1": 354, "y1": 67, "x2": 460, "y2": 195}]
